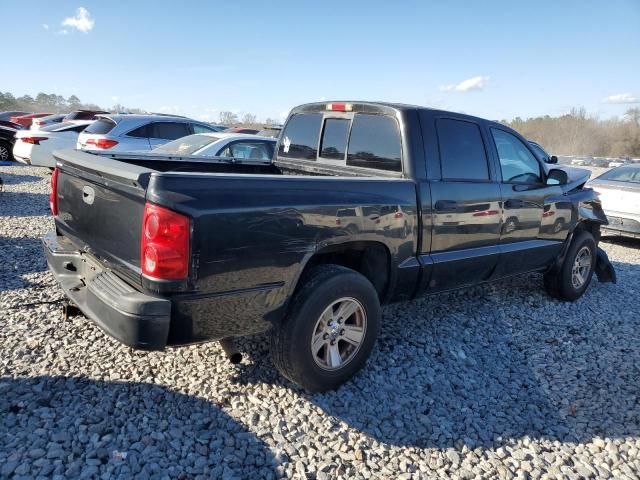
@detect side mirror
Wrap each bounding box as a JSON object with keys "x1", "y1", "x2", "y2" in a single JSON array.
[
  {"x1": 547, "y1": 168, "x2": 568, "y2": 185},
  {"x1": 547, "y1": 155, "x2": 558, "y2": 164}
]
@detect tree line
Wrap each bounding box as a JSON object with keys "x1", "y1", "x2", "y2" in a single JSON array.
[
  {"x1": 3, "y1": 91, "x2": 637, "y2": 155},
  {"x1": 504, "y1": 107, "x2": 640, "y2": 158},
  {"x1": 0, "y1": 91, "x2": 279, "y2": 127}
]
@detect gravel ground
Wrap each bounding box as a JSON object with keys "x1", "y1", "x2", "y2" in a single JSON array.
[{"x1": 1, "y1": 165, "x2": 639, "y2": 479}]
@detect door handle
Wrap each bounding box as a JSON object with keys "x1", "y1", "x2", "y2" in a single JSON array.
[
  {"x1": 434, "y1": 200, "x2": 458, "y2": 211},
  {"x1": 505, "y1": 199, "x2": 525, "y2": 208}
]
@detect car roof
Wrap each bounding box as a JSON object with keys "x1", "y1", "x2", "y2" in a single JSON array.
[{"x1": 96, "y1": 113, "x2": 195, "y2": 121}]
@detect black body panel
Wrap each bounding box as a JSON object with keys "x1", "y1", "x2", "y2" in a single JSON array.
[{"x1": 45, "y1": 102, "x2": 613, "y2": 350}]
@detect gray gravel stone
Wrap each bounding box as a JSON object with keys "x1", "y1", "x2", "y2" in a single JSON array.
[{"x1": 1, "y1": 165, "x2": 639, "y2": 479}]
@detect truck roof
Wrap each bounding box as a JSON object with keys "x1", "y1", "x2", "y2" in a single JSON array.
[{"x1": 291, "y1": 101, "x2": 497, "y2": 127}]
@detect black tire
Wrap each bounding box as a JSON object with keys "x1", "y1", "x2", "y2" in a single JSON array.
[
  {"x1": 271, "y1": 264, "x2": 381, "y2": 392},
  {"x1": 544, "y1": 230, "x2": 596, "y2": 301},
  {"x1": 552, "y1": 218, "x2": 565, "y2": 234},
  {"x1": 504, "y1": 216, "x2": 519, "y2": 234},
  {"x1": 0, "y1": 141, "x2": 13, "y2": 162}
]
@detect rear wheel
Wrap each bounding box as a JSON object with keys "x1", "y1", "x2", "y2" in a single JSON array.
[
  {"x1": 544, "y1": 230, "x2": 596, "y2": 301},
  {"x1": 0, "y1": 141, "x2": 13, "y2": 162},
  {"x1": 271, "y1": 265, "x2": 381, "y2": 392}
]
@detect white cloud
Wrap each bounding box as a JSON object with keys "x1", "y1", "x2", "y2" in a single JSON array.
[
  {"x1": 62, "y1": 7, "x2": 95, "y2": 33},
  {"x1": 42, "y1": 24, "x2": 49, "y2": 30},
  {"x1": 56, "y1": 29, "x2": 69, "y2": 35},
  {"x1": 111, "y1": 96, "x2": 120, "y2": 102},
  {"x1": 603, "y1": 93, "x2": 639, "y2": 104},
  {"x1": 440, "y1": 76, "x2": 490, "y2": 92}
]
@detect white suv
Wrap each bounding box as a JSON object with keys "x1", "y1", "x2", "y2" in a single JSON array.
[{"x1": 76, "y1": 114, "x2": 218, "y2": 152}]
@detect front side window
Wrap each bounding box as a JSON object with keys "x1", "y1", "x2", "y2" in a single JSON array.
[
  {"x1": 347, "y1": 114, "x2": 401, "y2": 172},
  {"x1": 437, "y1": 118, "x2": 489, "y2": 181},
  {"x1": 529, "y1": 142, "x2": 550, "y2": 162},
  {"x1": 278, "y1": 113, "x2": 322, "y2": 160},
  {"x1": 152, "y1": 122, "x2": 191, "y2": 140},
  {"x1": 492, "y1": 129, "x2": 542, "y2": 184},
  {"x1": 320, "y1": 118, "x2": 350, "y2": 160}
]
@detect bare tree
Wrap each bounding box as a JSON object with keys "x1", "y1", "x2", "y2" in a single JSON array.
[
  {"x1": 219, "y1": 111, "x2": 239, "y2": 126},
  {"x1": 241, "y1": 113, "x2": 257, "y2": 125},
  {"x1": 264, "y1": 117, "x2": 278, "y2": 126}
]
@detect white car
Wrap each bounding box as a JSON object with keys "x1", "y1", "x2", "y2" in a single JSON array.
[
  {"x1": 588, "y1": 165, "x2": 640, "y2": 238},
  {"x1": 153, "y1": 132, "x2": 277, "y2": 160},
  {"x1": 31, "y1": 113, "x2": 66, "y2": 130},
  {"x1": 13, "y1": 121, "x2": 92, "y2": 167}
]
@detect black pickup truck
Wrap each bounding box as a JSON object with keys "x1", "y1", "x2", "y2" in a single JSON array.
[{"x1": 44, "y1": 101, "x2": 616, "y2": 391}]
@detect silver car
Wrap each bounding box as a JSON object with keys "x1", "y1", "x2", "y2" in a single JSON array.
[
  {"x1": 588, "y1": 164, "x2": 640, "y2": 238},
  {"x1": 154, "y1": 133, "x2": 276, "y2": 160},
  {"x1": 76, "y1": 114, "x2": 218, "y2": 152}
]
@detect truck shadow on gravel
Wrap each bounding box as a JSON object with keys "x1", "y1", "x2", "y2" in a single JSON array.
[
  {"x1": 0, "y1": 191, "x2": 51, "y2": 217},
  {"x1": 0, "y1": 376, "x2": 280, "y2": 479},
  {"x1": 233, "y1": 268, "x2": 639, "y2": 449},
  {"x1": 0, "y1": 236, "x2": 50, "y2": 291}
]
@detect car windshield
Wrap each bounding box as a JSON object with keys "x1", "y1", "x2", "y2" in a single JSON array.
[
  {"x1": 597, "y1": 166, "x2": 640, "y2": 183},
  {"x1": 154, "y1": 134, "x2": 219, "y2": 155}
]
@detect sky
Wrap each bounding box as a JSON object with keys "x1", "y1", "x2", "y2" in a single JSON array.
[{"x1": 1, "y1": 0, "x2": 639, "y2": 123}]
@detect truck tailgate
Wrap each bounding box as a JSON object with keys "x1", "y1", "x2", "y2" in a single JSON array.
[{"x1": 53, "y1": 149, "x2": 152, "y2": 277}]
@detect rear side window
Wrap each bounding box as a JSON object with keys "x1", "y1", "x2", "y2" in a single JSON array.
[
  {"x1": 347, "y1": 114, "x2": 401, "y2": 172},
  {"x1": 151, "y1": 122, "x2": 191, "y2": 140},
  {"x1": 84, "y1": 118, "x2": 116, "y2": 135},
  {"x1": 320, "y1": 118, "x2": 350, "y2": 160},
  {"x1": 192, "y1": 123, "x2": 215, "y2": 134},
  {"x1": 278, "y1": 113, "x2": 322, "y2": 160},
  {"x1": 127, "y1": 125, "x2": 150, "y2": 138},
  {"x1": 437, "y1": 118, "x2": 489, "y2": 181}
]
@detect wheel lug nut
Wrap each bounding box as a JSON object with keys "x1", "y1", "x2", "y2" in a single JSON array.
[
  {"x1": 323, "y1": 333, "x2": 329, "y2": 340},
  {"x1": 340, "y1": 329, "x2": 345, "y2": 336},
  {"x1": 330, "y1": 340, "x2": 336, "y2": 345}
]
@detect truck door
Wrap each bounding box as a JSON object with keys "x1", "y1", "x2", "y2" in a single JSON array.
[
  {"x1": 420, "y1": 114, "x2": 502, "y2": 292},
  {"x1": 488, "y1": 127, "x2": 565, "y2": 275}
]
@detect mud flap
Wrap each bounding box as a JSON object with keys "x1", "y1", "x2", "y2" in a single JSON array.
[{"x1": 595, "y1": 247, "x2": 616, "y2": 284}]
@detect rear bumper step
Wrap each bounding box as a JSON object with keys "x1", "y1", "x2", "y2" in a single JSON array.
[{"x1": 43, "y1": 231, "x2": 171, "y2": 350}]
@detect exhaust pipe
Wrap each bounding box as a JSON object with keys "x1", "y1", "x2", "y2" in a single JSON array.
[{"x1": 219, "y1": 338, "x2": 242, "y2": 364}]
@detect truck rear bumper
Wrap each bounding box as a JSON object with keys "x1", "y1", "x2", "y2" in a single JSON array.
[{"x1": 43, "y1": 231, "x2": 171, "y2": 350}]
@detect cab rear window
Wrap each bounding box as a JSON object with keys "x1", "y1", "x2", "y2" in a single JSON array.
[
  {"x1": 278, "y1": 113, "x2": 322, "y2": 160},
  {"x1": 279, "y1": 112, "x2": 401, "y2": 172},
  {"x1": 347, "y1": 114, "x2": 401, "y2": 172}
]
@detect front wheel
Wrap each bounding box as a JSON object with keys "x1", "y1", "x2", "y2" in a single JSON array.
[
  {"x1": 271, "y1": 265, "x2": 381, "y2": 392},
  {"x1": 0, "y1": 141, "x2": 13, "y2": 162},
  {"x1": 544, "y1": 230, "x2": 596, "y2": 301}
]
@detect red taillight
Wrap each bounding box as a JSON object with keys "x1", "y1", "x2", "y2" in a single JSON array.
[
  {"x1": 141, "y1": 203, "x2": 190, "y2": 280},
  {"x1": 21, "y1": 137, "x2": 48, "y2": 145},
  {"x1": 50, "y1": 168, "x2": 59, "y2": 216},
  {"x1": 326, "y1": 102, "x2": 352, "y2": 112},
  {"x1": 86, "y1": 138, "x2": 119, "y2": 149},
  {"x1": 473, "y1": 210, "x2": 499, "y2": 217}
]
